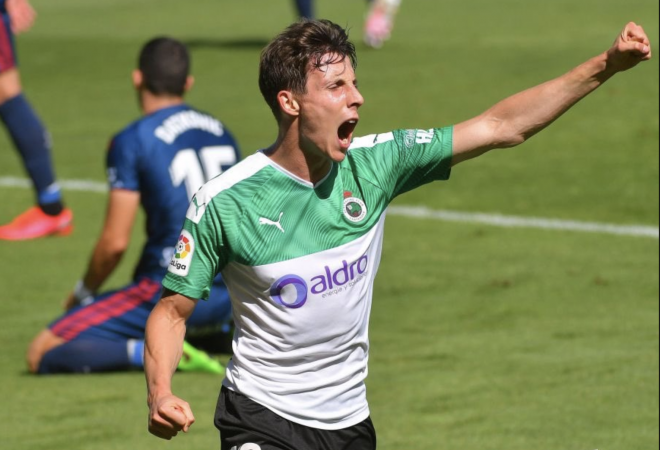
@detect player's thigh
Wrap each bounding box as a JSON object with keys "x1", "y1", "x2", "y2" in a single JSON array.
[
  {"x1": 0, "y1": 14, "x2": 21, "y2": 102},
  {"x1": 48, "y1": 278, "x2": 162, "y2": 341}
]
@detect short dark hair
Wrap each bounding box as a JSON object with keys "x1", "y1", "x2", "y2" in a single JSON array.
[
  {"x1": 138, "y1": 37, "x2": 190, "y2": 97},
  {"x1": 259, "y1": 19, "x2": 358, "y2": 120}
]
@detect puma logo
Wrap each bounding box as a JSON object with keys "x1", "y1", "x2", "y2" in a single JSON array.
[
  {"x1": 193, "y1": 196, "x2": 206, "y2": 216},
  {"x1": 259, "y1": 212, "x2": 285, "y2": 233}
]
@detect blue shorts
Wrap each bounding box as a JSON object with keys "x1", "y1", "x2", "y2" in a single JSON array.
[
  {"x1": 49, "y1": 277, "x2": 232, "y2": 342},
  {"x1": 0, "y1": 11, "x2": 16, "y2": 73}
]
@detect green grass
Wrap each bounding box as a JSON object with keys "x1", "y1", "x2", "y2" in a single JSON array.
[{"x1": 0, "y1": 0, "x2": 658, "y2": 449}]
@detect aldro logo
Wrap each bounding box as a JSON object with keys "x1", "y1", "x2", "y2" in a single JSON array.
[
  {"x1": 168, "y1": 230, "x2": 195, "y2": 276},
  {"x1": 343, "y1": 191, "x2": 367, "y2": 223},
  {"x1": 269, "y1": 252, "x2": 369, "y2": 309}
]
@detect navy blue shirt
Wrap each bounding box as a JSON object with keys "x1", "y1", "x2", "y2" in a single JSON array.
[{"x1": 107, "y1": 104, "x2": 240, "y2": 280}]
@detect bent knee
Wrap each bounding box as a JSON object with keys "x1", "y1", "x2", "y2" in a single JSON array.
[{"x1": 26, "y1": 329, "x2": 65, "y2": 374}]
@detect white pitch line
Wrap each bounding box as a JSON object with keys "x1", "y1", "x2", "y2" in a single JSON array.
[
  {"x1": 0, "y1": 176, "x2": 108, "y2": 193},
  {"x1": 2, "y1": 176, "x2": 658, "y2": 239},
  {"x1": 387, "y1": 205, "x2": 659, "y2": 239}
]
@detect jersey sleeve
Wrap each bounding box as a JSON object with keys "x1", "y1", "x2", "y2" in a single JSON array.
[
  {"x1": 162, "y1": 192, "x2": 228, "y2": 300},
  {"x1": 348, "y1": 126, "x2": 453, "y2": 200},
  {"x1": 106, "y1": 131, "x2": 141, "y2": 191}
]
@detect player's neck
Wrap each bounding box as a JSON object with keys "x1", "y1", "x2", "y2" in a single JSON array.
[
  {"x1": 140, "y1": 92, "x2": 185, "y2": 115},
  {"x1": 265, "y1": 128, "x2": 332, "y2": 185}
]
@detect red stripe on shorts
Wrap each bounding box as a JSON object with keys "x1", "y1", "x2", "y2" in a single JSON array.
[
  {"x1": 51, "y1": 279, "x2": 161, "y2": 341},
  {"x1": 0, "y1": 16, "x2": 15, "y2": 70}
]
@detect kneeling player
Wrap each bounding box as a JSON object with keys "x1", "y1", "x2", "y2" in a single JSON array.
[{"x1": 26, "y1": 37, "x2": 241, "y2": 374}]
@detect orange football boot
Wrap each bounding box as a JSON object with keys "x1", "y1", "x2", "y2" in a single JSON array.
[{"x1": 0, "y1": 206, "x2": 73, "y2": 241}]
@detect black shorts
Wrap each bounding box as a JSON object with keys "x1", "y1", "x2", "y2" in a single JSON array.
[{"x1": 215, "y1": 386, "x2": 377, "y2": 450}]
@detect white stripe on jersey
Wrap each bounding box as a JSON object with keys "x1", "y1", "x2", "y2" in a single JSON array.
[
  {"x1": 186, "y1": 152, "x2": 270, "y2": 224},
  {"x1": 349, "y1": 132, "x2": 395, "y2": 150}
]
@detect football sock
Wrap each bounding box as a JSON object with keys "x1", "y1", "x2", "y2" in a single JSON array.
[
  {"x1": 127, "y1": 339, "x2": 145, "y2": 368},
  {"x1": 0, "y1": 94, "x2": 63, "y2": 210},
  {"x1": 294, "y1": 0, "x2": 314, "y2": 19},
  {"x1": 38, "y1": 340, "x2": 131, "y2": 374}
]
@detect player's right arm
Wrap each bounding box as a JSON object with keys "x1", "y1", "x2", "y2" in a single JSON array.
[{"x1": 144, "y1": 289, "x2": 198, "y2": 440}]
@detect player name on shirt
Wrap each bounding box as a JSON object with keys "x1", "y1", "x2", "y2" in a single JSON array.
[{"x1": 155, "y1": 110, "x2": 225, "y2": 144}]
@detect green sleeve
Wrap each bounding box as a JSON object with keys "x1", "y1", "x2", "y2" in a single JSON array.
[
  {"x1": 349, "y1": 126, "x2": 453, "y2": 201},
  {"x1": 162, "y1": 202, "x2": 226, "y2": 300}
]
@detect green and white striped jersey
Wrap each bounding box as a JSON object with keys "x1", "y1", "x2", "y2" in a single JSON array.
[{"x1": 164, "y1": 127, "x2": 453, "y2": 430}]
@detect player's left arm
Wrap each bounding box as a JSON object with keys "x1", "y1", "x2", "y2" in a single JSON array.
[
  {"x1": 451, "y1": 22, "x2": 651, "y2": 166},
  {"x1": 64, "y1": 189, "x2": 140, "y2": 309}
]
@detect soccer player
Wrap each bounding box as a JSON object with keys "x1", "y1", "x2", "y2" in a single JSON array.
[
  {"x1": 144, "y1": 20, "x2": 651, "y2": 449},
  {"x1": 292, "y1": 0, "x2": 313, "y2": 19},
  {"x1": 0, "y1": 0, "x2": 73, "y2": 240},
  {"x1": 363, "y1": 0, "x2": 401, "y2": 49},
  {"x1": 26, "y1": 37, "x2": 241, "y2": 374},
  {"x1": 291, "y1": 0, "x2": 401, "y2": 49}
]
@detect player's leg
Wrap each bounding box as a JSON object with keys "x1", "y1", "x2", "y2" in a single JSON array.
[
  {"x1": 35, "y1": 337, "x2": 136, "y2": 374},
  {"x1": 26, "y1": 328, "x2": 65, "y2": 373},
  {"x1": 0, "y1": 12, "x2": 72, "y2": 241},
  {"x1": 363, "y1": 0, "x2": 402, "y2": 49},
  {"x1": 292, "y1": 0, "x2": 314, "y2": 19},
  {"x1": 28, "y1": 278, "x2": 224, "y2": 374},
  {"x1": 26, "y1": 279, "x2": 162, "y2": 374}
]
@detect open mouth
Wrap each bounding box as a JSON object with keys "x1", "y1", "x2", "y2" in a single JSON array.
[{"x1": 338, "y1": 119, "x2": 358, "y2": 148}]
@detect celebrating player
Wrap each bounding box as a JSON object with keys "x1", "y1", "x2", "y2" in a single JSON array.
[
  {"x1": 0, "y1": 0, "x2": 73, "y2": 240},
  {"x1": 26, "y1": 37, "x2": 240, "y2": 374},
  {"x1": 144, "y1": 19, "x2": 651, "y2": 448}
]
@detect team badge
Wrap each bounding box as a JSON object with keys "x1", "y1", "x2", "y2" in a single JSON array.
[
  {"x1": 404, "y1": 129, "x2": 416, "y2": 148},
  {"x1": 343, "y1": 191, "x2": 367, "y2": 223},
  {"x1": 168, "y1": 230, "x2": 195, "y2": 276}
]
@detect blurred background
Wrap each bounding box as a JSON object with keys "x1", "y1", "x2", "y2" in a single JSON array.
[{"x1": 0, "y1": 1, "x2": 657, "y2": 449}]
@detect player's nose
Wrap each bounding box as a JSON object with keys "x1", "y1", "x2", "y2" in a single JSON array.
[{"x1": 348, "y1": 84, "x2": 364, "y2": 108}]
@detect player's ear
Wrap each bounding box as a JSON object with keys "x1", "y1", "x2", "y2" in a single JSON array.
[
  {"x1": 132, "y1": 69, "x2": 144, "y2": 90},
  {"x1": 278, "y1": 91, "x2": 300, "y2": 117},
  {"x1": 184, "y1": 75, "x2": 195, "y2": 93}
]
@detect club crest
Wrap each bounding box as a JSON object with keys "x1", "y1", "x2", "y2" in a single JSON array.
[{"x1": 343, "y1": 191, "x2": 367, "y2": 223}]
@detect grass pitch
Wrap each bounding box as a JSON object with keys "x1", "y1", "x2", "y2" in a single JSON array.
[{"x1": 0, "y1": 1, "x2": 657, "y2": 449}]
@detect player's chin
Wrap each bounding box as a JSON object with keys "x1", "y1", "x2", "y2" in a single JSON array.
[{"x1": 329, "y1": 145, "x2": 349, "y2": 162}]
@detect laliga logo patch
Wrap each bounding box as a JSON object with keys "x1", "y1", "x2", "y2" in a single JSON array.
[
  {"x1": 230, "y1": 445, "x2": 262, "y2": 450},
  {"x1": 168, "y1": 230, "x2": 195, "y2": 276},
  {"x1": 343, "y1": 191, "x2": 367, "y2": 223}
]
